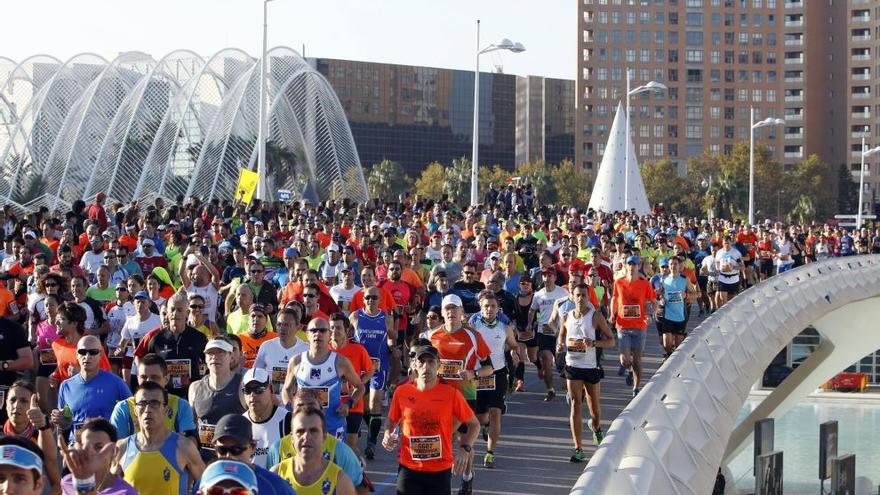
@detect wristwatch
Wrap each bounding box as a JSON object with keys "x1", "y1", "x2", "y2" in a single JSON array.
[
  {"x1": 1, "y1": 361, "x2": 8, "y2": 371},
  {"x1": 460, "y1": 444, "x2": 472, "y2": 453}
]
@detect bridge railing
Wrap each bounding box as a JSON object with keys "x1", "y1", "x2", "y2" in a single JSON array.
[{"x1": 570, "y1": 255, "x2": 880, "y2": 495}]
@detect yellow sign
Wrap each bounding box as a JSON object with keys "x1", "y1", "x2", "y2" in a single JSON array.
[{"x1": 235, "y1": 168, "x2": 260, "y2": 204}]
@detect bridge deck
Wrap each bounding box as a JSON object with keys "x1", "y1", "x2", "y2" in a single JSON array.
[{"x1": 364, "y1": 314, "x2": 707, "y2": 494}]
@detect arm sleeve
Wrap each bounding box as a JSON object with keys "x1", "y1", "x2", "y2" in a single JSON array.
[
  {"x1": 333, "y1": 440, "x2": 364, "y2": 486},
  {"x1": 175, "y1": 399, "x2": 198, "y2": 433},
  {"x1": 110, "y1": 402, "x2": 132, "y2": 439}
]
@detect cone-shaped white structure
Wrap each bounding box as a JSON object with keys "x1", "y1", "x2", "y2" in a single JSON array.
[{"x1": 588, "y1": 101, "x2": 651, "y2": 214}]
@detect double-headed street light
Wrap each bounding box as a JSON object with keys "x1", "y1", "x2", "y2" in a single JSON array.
[
  {"x1": 748, "y1": 108, "x2": 785, "y2": 225},
  {"x1": 625, "y1": 70, "x2": 666, "y2": 211},
  {"x1": 470, "y1": 20, "x2": 525, "y2": 207},
  {"x1": 858, "y1": 137, "x2": 880, "y2": 227}
]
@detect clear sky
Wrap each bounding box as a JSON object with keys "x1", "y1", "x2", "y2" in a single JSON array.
[{"x1": 3, "y1": 0, "x2": 575, "y2": 80}]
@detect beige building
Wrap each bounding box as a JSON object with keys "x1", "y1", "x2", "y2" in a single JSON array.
[{"x1": 577, "y1": 0, "x2": 880, "y2": 215}]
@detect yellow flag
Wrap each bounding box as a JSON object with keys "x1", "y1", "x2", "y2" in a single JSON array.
[{"x1": 235, "y1": 168, "x2": 260, "y2": 204}]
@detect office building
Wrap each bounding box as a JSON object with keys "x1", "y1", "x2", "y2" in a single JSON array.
[
  {"x1": 577, "y1": 0, "x2": 880, "y2": 214},
  {"x1": 516, "y1": 75, "x2": 576, "y2": 166}
]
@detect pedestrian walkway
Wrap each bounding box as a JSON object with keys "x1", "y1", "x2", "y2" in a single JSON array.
[{"x1": 364, "y1": 313, "x2": 708, "y2": 494}]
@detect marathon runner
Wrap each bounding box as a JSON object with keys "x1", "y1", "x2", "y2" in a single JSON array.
[{"x1": 610, "y1": 256, "x2": 656, "y2": 397}]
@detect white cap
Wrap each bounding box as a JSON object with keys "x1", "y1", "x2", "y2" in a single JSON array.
[
  {"x1": 243, "y1": 367, "x2": 270, "y2": 385},
  {"x1": 369, "y1": 220, "x2": 380, "y2": 228},
  {"x1": 441, "y1": 294, "x2": 463, "y2": 308},
  {"x1": 327, "y1": 243, "x2": 340, "y2": 252},
  {"x1": 488, "y1": 251, "x2": 502, "y2": 260},
  {"x1": 204, "y1": 339, "x2": 233, "y2": 353},
  {"x1": 142, "y1": 238, "x2": 155, "y2": 246}
]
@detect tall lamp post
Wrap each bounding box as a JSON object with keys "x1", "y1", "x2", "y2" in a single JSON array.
[
  {"x1": 255, "y1": 0, "x2": 275, "y2": 202},
  {"x1": 470, "y1": 20, "x2": 525, "y2": 207},
  {"x1": 748, "y1": 107, "x2": 785, "y2": 225},
  {"x1": 858, "y1": 137, "x2": 880, "y2": 228},
  {"x1": 625, "y1": 70, "x2": 666, "y2": 211}
]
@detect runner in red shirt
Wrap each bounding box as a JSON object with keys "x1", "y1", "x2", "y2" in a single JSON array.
[{"x1": 329, "y1": 313, "x2": 374, "y2": 456}]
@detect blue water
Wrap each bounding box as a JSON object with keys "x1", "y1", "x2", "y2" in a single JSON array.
[{"x1": 727, "y1": 400, "x2": 880, "y2": 493}]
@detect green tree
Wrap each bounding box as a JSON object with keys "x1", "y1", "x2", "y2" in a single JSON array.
[
  {"x1": 414, "y1": 162, "x2": 446, "y2": 200},
  {"x1": 550, "y1": 159, "x2": 591, "y2": 208},
  {"x1": 443, "y1": 157, "x2": 471, "y2": 204},
  {"x1": 790, "y1": 154, "x2": 834, "y2": 221},
  {"x1": 837, "y1": 163, "x2": 858, "y2": 214},
  {"x1": 367, "y1": 159, "x2": 410, "y2": 200},
  {"x1": 641, "y1": 158, "x2": 688, "y2": 212},
  {"x1": 515, "y1": 160, "x2": 556, "y2": 205},
  {"x1": 478, "y1": 164, "x2": 512, "y2": 198}
]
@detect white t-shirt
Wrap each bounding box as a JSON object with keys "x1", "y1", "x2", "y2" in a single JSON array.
[
  {"x1": 106, "y1": 302, "x2": 137, "y2": 349},
  {"x1": 253, "y1": 337, "x2": 309, "y2": 397},
  {"x1": 246, "y1": 406, "x2": 290, "y2": 469},
  {"x1": 120, "y1": 313, "x2": 162, "y2": 357},
  {"x1": 329, "y1": 284, "x2": 361, "y2": 316},
  {"x1": 715, "y1": 248, "x2": 742, "y2": 284},
  {"x1": 700, "y1": 255, "x2": 718, "y2": 282},
  {"x1": 78, "y1": 250, "x2": 105, "y2": 281},
  {"x1": 424, "y1": 246, "x2": 443, "y2": 264},
  {"x1": 186, "y1": 283, "x2": 220, "y2": 322},
  {"x1": 530, "y1": 286, "x2": 569, "y2": 333}
]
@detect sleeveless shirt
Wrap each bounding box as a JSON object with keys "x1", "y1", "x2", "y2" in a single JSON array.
[
  {"x1": 121, "y1": 432, "x2": 186, "y2": 495},
  {"x1": 563, "y1": 307, "x2": 598, "y2": 369}
]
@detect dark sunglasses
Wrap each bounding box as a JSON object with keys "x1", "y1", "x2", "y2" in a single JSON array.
[
  {"x1": 189, "y1": 304, "x2": 204, "y2": 310},
  {"x1": 243, "y1": 385, "x2": 267, "y2": 395},
  {"x1": 44, "y1": 283, "x2": 58, "y2": 288},
  {"x1": 303, "y1": 293, "x2": 317, "y2": 298},
  {"x1": 199, "y1": 487, "x2": 251, "y2": 495},
  {"x1": 364, "y1": 295, "x2": 379, "y2": 301},
  {"x1": 308, "y1": 327, "x2": 329, "y2": 334},
  {"x1": 77, "y1": 348, "x2": 100, "y2": 356},
  {"x1": 214, "y1": 444, "x2": 249, "y2": 457}
]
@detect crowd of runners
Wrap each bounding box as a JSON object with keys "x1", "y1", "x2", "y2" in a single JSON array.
[{"x1": 0, "y1": 192, "x2": 877, "y2": 495}]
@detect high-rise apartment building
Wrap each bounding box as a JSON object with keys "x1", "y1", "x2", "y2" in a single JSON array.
[{"x1": 577, "y1": 0, "x2": 880, "y2": 215}]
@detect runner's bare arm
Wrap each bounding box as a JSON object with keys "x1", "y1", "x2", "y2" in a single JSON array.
[
  {"x1": 555, "y1": 312, "x2": 568, "y2": 353},
  {"x1": 385, "y1": 312, "x2": 397, "y2": 344},
  {"x1": 281, "y1": 354, "x2": 302, "y2": 406},
  {"x1": 335, "y1": 469, "x2": 357, "y2": 495},
  {"x1": 337, "y1": 356, "x2": 365, "y2": 410},
  {"x1": 546, "y1": 302, "x2": 560, "y2": 335},
  {"x1": 592, "y1": 311, "x2": 615, "y2": 348},
  {"x1": 179, "y1": 434, "x2": 206, "y2": 481},
  {"x1": 111, "y1": 438, "x2": 128, "y2": 476}
]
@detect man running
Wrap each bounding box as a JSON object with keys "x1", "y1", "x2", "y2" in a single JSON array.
[
  {"x1": 467, "y1": 290, "x2": 518, "y2": 469},
  {"x1": 556, "y1": 283, "x2": 614, "y2": 462},
  {"x1": 348, "y1": 286, "x2": 396, "y2": 459},
  {"x1": 282, "y1": 317, "x2": 365, "y2": 441},
  {"x1": 527, "y1": 268, "x2": 568, "y2": 401},
  {"x1": 610, "y1": 256, "x2": 656, "y2": 397},
  {"x1": 658, "y1": 256, "x2": 698, "y2": 357},
  {"x1": 329, "y1": 313, "x2": 373, "y2": 456},
  {"x1": 114, "y1": 381, "x2": 205, "y2": 494}
]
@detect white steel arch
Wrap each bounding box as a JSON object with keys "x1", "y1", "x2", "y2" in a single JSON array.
[{"x1": 571, "y1": 256, "x2": 880, "y2": 495}]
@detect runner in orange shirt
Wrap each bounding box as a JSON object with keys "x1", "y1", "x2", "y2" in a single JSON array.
[
  {"x1": 610, "y1": 256, "x2": 656, "y2": 398},
  {"x1": 238, "y1": 304, "x2": 278, "y2": 368},
  {"x1": 349, "y1": 266, "x2": 395, "y2": 315},
  {"x1": 382, "y1": 339, "x2": 479, "y2": 495},
  {"x1": 49, "y1": 302, "x2": 111, "y2": 387},
  {"x1": 329, "y1": 312, "x2": 373, "y2": 456}
]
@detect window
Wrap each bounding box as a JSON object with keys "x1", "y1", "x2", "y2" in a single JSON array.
[
  {"x1": 686, "y1": 69, "x2": 703, "y2": 82},
  {"x1": 668, "y1": 49, "x2": 679, "y2": 62},
  {"x1": 686, "y1": 31, "x2": 704, "y2": 45},
  {"x1": 686, "y1": 125, "x2": 703, "y2": 138},
  {"x1": 686, "y1": 106, "x2": 703, "y2": 119},
  {"x1": 654, "y1": 144, "x2": 665, "y2": 156},
  {"x1": 686, "y1": 13, "x2": 703, "y2": 26},
  {"x1": 710, "y1": 107, "x2": 721, "y2": 119},
  {"x1": 686, "y1": 50, "x2": 704, "y2": 62}
]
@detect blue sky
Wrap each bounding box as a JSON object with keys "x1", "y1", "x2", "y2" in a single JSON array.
[{"x1": 4, "y1": 0, "x2": 574, "y2": 79}]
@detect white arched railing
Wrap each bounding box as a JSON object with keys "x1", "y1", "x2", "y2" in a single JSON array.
[{"x1": 571, "y1": 255, "x2": 880, "y2": 495}]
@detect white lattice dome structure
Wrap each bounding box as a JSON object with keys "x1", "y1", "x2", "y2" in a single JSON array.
[{"x1": 0, "y1": 47, "x2": 369, "y2": 214}]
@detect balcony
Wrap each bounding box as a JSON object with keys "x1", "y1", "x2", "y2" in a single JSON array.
[
  {"x1": 784, "y1": 20, "x2": 804, "y2": 27},
  {"x1": 852, "y1": 73, "x2": 872, "y2": 80},
  {"x1": 852, "y1": 111, "x2": 871, "y2": 119},
  {"x1": 851, "y1": 170, "x2": 871, "y2": 178},
  {"x1": 785, "y1": 57, "x2": 804, "y2": 65},
  {"x1": 785, "y1": 95, "x2": 804, "y2": 102},
  {"x1": 784, "y1": 1, "x2": 803, "y2": 7},
  {"x1": 785, "y1": 133, "x2": 803, "y2": 140},
  {"x1": 851, "y1": 132, "x2": 870, "y2": 138},
  {"x1": 784, "y1": 151, "x2": 804, "y2": 158},
  {"x1": 851, "y1": 14, "x2": 871, "y2": 23},
  {"x1": 852, "y1": 92, "x2": 872, "y2": 99},
  {"x1": 784, "y1": 39, "x2": 803, "y2": 46},
  {"x1": 786, "y1": 113, "x2": 803, "y2": 121},
  {"x1": 852, "y1": 34, "x2": 871, "y2": 42},
  {"x1": 852, "y1": 54, "x2": 871, "y2": 61},
  {"x1": 784, "y1": 76, "x2": 803, "y2": 83}
]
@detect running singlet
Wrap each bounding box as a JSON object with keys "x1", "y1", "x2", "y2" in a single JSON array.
[
  {"x1": 277, "y1": 459, "x2": 340, "y2": 495},
  {"x1": 427, "y1": 327, "x2": 491, "y2": 401},
  {"x1": 467, "y1": 313, "x2": 510, "y2": 371},
  {"x1": 661, "y1": 275, "x2": 688, "y2": 322},
  {"x1": 295, "y1": 352, "x2": 345, "y2": 439},
  {"x1": 353, "y1": 310, "x2": 389, "y2": 371},
  {"x1": 248, "y1": 406, "x2": 290, "y2": 469},
  {"x1": 564, "y1": 308, "x2": 598, "y2": 369},
  {"x1": 120, "y1": 432, "x2": 187, "y2": 495}
]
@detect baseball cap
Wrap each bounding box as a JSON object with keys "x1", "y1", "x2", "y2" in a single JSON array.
[
  {"x1": 284, "y1": 247, "x2": 299, "y2": 258},
  {"x1": 156, "y1": 225, "x2": 167, "y2": 232},
  {"x1": 249, "y1": 303, "x2": 267, "y2": 315},
  {"x1": 441, "y1": 294, "x2": 463, "y2": 308},
  {"x1": 198, "y1": 460, "x2": 258, "y2": 494},
  {"x1": 488, "y1": 251, "x2": 502, "y2": 260},
  {"x1": 252, "y1": 235, "x2": 264, "y2": 242},
  {"x1": 659, "y1": 258, "x2": 670, "y2": 268},
  {"x1": 125, "y1": 224, "x2": 136, "y2": 231},
  {"x1": 0, "y1": 444, "x2": 43, "y2": 476},
  {"x1": 205, "y1": 338, "x2": 233, "y2": 353},
  {"x1": 411, "y1": 343, "x2": 439, "y2": 360},
  {"x1": 133, "y1": 290, "x2": 150, "y2": 300},
  {"x1": 115, "y1": 281, "x2": 128, "y2": 289},
  {"x1": 369, "y1": 220, "x2": 380, "y2": 228},
  {"x1": 327, "y1": 243, "x2": 340, "y2": 252},
  {"x1": 626, "y1": 255, "x2": 641, "y2": 265},
  {"x1": 213, "y1": 414, "x2": 254, "y2": 445},
  {"x1": 142, "y1": 238, "x2": 155, "y2": 246},
  {"x1": 243, "y1": 368, "x2": 270, "y2": 386}
]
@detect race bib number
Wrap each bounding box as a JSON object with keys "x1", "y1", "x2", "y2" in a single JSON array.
[
  {"x1": 303, "y1": 386, "x2": 330, "y2": 407},
  {"x1": 409, "y1": 435, "x2": 442, "y2": 461},
  {"x1": 516, "y1": 330, "x2": 534, "y2": 342},
  {"x1": 666, "y1": 291, "x2": 683, "y2": 303},
  {"x1": 198, "y1": 422, "x2": 215, "y2": 447},
  {"x1": 370, "y1": 357, "x2": 381, "y2": 374},
  {"x1": 39, "y1": 349, "x2": 57, "y2": 365},
  {"x1": 271, "y1": 367, "x2": 287, "y2": 392},
  {"x1": 476, "y1": 374, "x2": 496, "y2": 391},
  {"x1": 622, "y1": 305, "x2": 641, "y2": 319},
  {"x1": 541, "y1": 324, "x2": 556, "y2": 336},
  {"x1": 166, "y1": 359, "x2": 192, "y2": 390},
  {"x1": 567, "y1": 338, "x2": 588, "y2": 353},
  {"x1": 438, "y1": 359, "x2": 464, "y2": 380}
]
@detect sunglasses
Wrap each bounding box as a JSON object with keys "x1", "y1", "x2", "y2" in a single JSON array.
[
  {"x1": 308, "y1": 327, "x2": 329, "y2": 334},
  {"x1": 116, "y1": 287, "x2": 128, "y2": 291},
  {"x1": 44, "y1": 283, "x2": 58, "y2": 288},
  {"x1": 364, "y1": 295, "x2": 379, "y2": 301},
  {"x1": 189, "y1": 304, "x2": 204, "y2": 310},
  {"x1": 77, "y1": 348, "x2": 100, "y2": 356},
  {"x1": 243, "y1": 385, "x2": 267, "y2": 395},
  {"x1": 199, "y1": 484, "x2": 251, "y2": 495},
  {"x1": 426, "y1": 314, "x2": 440, "y2": 320},
  {"x1": 249, "y1": 270, "x2": 264, "y2": 274},
  {"x1": 303, "y1": 293, "x2": 317, "y2": 298}
]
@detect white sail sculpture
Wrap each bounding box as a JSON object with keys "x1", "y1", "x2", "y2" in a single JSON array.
[{"x1": 588, "y1": 100, "x2": 651, "y2": 215}]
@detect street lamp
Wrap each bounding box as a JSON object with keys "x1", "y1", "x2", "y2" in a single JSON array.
[
  {"x1": 701, "y1": 175, "x2": 714, "y2": 221},
  {"x1": 255, "y1": 0, "x2": 276, "y2": 202},
  {"x1": 625, "y1": 70, "x2": 666, "y2": 211},
  {"x1": 748, "y1": 107, "x2": 785, "y2": 225},
  {"x1": 858, "y1": 137, "x2": 880, "y2": 227},
  {"x1": 470, "y1": 20, "x2": 525, "y2": 207}
]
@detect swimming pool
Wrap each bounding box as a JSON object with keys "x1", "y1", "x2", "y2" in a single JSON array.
[{"x1": 726, "y1": 399, "x2": 880, "y2": 493}]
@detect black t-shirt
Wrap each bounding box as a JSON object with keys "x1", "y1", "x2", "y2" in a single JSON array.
[
  {"x1": 147, "y1": 326, "x2": 208, "y2": 397},
  {"x1": 452, "y1": 281, "x2": 485, "y2": 314},
  {"x1": 0, "y1": 318, "x2": 29, "y2": 388}
]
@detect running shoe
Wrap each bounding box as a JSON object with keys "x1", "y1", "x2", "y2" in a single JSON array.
[
  {"x1": 632, "y1": 387, "x2": 640, "y2": 398},
  {"x1": 364, "y1": 443, "x2": 375, "y2": 460},
  {"x1": 593, "y1": 429, "x2": 604, "y2": 445},
  {"x1": 617, "y1": 365, "x2": 626, "y2": 377},
  {"x1": 458, "y1": 478, "x2": 473, "y2": 495},
  {"x1": 515, "y1": 379, "x2": 525, "y2": 392},
  {"x1": 480, "y1": 425, "x2": 489, "y2": 441},
  {"x1": 483, "y1": 452, "x2": 496, "y2": 469},
  {"x1": 569, "y1": 448, "x2": 587, "y2": 463},
  {"x1": 544, "y1": 389, "x2": 556, "y2": 402},
  {"x1": 625, "y1": 372, "x2": 633, "y2": 387}
]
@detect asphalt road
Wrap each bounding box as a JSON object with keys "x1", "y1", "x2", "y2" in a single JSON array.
[{"x1": 362, "y1": 314, "x2": 708, "y2": 494}]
